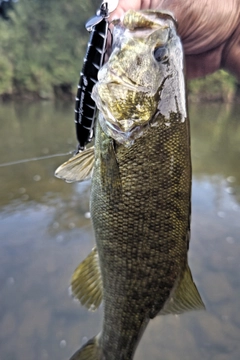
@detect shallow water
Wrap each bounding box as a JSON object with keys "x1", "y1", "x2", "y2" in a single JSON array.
[{"x1": 0, "y1": 101, "x2": 240, "y2": 360}]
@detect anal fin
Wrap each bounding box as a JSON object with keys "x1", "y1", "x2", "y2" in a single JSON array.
[
  {"x1": 70, "y1": 334, "x2": 102, "y2": 360},
  {"x1": 70, "y1": 247, "x2": 102, "y2": 310},
  {"x1": 160, "y1": 263, "x2": 205, "y2": 316}
]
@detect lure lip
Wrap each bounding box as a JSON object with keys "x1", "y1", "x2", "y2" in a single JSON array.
[
  {"x1": 85, "y1": 15, "x2": 104, "y2": 32},
  {"x1": 85, "y1": 2, "x2": 110, "y2": 32}
]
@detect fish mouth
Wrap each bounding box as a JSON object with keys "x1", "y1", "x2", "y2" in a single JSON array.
[
  {"x1": 107, "y1": 68, "x2": 149, "y2": 93},
  {"x1": 108, "y1": 118, "x2": 135, "y2": 133},
  {"x1": 102, "y1": 116, "x2": 145, "y2": 146}
]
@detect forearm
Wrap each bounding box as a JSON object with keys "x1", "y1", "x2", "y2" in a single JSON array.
[
  {"x1": 109, "y1": 0, "x2": 240, "y2": 79},
  {"x1": 222, "y1": 5, "x2": 240, "y2": 81}
]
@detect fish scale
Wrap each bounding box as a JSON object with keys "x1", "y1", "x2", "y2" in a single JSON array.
[{"x1": 90, "y1": 108, "x2": 191, "y2": 357}]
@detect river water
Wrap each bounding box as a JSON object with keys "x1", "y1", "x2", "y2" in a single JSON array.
[{"x1": 0, "y1": 101, "x2": 240, "y2": 360}]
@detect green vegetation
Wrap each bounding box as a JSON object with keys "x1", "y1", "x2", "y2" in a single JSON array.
[
  {"x1": 188, "y1": 70, "x2": 237, "y2": 103},
  {"x1": 0, "y1": 0, "x2": 96, "y2": 99},
  {"x1": 0, "y1": 0, "x2": 238, "y2": 101}
]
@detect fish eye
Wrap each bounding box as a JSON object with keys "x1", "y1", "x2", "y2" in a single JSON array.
[{"x1": 153, "y1": 46, "x2": 168, "y2": 63}]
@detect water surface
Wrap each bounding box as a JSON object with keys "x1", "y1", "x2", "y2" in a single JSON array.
[{"x1": 0, "y1": 101, "x2": 240, "y2": 360}]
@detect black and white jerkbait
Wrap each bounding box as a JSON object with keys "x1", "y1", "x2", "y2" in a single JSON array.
[{"x1": 74, "y1": 1, "x2": 117, "y2": 151}]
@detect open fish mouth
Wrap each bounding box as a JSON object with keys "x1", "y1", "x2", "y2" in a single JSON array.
[
  {"x1": 98, "y1": 111, "x2": 146, "y2": 146},
  {"x1": 92, "y1": 75, "x2": 158, "y2": 135},
  {"x1": 102, "y1": 67, "x2": 152, "y2": 94}
]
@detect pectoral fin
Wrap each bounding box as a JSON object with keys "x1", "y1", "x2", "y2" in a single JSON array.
[
  {"x1": 70, "y1": 248, "x2": 102, "y2": 310},
  {"x1": 159, "y1": 264, "x2": 205, "y2": 315},
  {"x1": 55, "y1": 146, "x2": 94, "y2": 183}
]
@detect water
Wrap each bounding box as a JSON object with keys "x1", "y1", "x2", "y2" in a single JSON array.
[{"x1": 0, "y1": 101, "x2": 240, "y2": 360}]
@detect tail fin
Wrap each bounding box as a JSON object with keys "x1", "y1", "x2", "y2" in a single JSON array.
[{"x1": 69, "y1": 335, "x2": 102, "y2": 360}]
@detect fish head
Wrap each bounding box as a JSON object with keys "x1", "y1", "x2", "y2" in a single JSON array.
[{"x1": 92, "y1": 10, "x2": 186, "y2": 145}]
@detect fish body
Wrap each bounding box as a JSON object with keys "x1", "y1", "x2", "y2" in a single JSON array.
[
  {"x1": 57, "y1": 10, "x2": 204, "y2": 360},
  {"x1": 91, "y1": 116, "x2": 191, "y2": 359}
]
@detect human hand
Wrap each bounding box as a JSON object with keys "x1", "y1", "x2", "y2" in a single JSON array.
[{"x1": 109, "y1": 0, "x2": 240, "y2": 80}]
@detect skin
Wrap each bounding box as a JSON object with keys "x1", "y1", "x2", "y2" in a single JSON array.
[{"x1": 109, "y1": 0, "x2": 240, "y2": 80}]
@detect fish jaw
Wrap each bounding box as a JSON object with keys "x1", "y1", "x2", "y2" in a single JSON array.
[{"x1": 92, "y1": 10, "x2": 187, "y2": 146}]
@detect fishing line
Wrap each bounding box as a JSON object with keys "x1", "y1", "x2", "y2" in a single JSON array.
[{"x1": 0, "y1": 151, "x2": 74, "y2": 167}]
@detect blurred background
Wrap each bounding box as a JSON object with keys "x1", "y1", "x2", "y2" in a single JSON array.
[{"x1": 0, "y1": 1, "x2": 240, "y2": 360}]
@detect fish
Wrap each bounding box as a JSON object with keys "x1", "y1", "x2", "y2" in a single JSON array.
[{"x1": 55, "y1": 9, "x2": 204, "y2": 360}]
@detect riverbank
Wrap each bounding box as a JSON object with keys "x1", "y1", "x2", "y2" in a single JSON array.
[
  {"x1": 0, "y1": 70, "x2": 239, "y2": 103},
  {"x1": 0, "y1": 1, "x2": 238, "y2": 103},
  {"x1": 188, "y1": 70, "x2": 239, "y2": 103}
]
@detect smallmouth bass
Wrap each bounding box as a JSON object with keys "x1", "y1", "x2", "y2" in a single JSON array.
[{"x1": 55, "y1": 9, "x2": 204, "y2": 360}]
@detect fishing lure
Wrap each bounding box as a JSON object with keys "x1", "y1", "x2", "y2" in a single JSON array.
[{"x1": 75, "y1": 1, "x2": 117, "y2": 152}]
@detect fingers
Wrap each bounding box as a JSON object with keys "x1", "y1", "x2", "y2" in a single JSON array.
[
  {"x1": 107, "y1": 0, "x2": 240, "y2": 80},
  {"x1": 109, "y1": 0, "x2": 159, "y2": 20},
  {"x1": 140, "y1": 0, "x2": 152, "y2": 9},
  {"x1": 109, "y1": 0, "x2": 142, "y2": 21}
]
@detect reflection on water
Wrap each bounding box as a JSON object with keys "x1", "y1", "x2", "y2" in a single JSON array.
[{"x1": 0, "y1": 101, "x2": 240, "y2": 360}]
